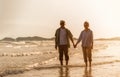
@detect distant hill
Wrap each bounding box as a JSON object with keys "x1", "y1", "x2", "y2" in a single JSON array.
[
  {"x1": 0, "y1": 36, "x2": 55, "y2": 41},
  {"x1": 16, "y1": 36, "x2": 49, "y2": 41},
  {"x1": 0, "y1": 36, "x2": 78, "y2": 42},
  {"x1": 1, "y1": 36, "x2": 120, "y2": 41},
  {"x1": 1, "y1": 37, "x2": 15, "y2": 41},
  {"x1": 95, "y1": 37, "x2": 120, "y2": 41}
]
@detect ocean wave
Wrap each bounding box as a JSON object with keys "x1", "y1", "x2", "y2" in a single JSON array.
[
  {"x1": 0, "y1": 52, "x2": 43, "y2": 57},
  {"x1": 0, "y1": 59, "x2": 120, "y2": 77},
  {"x1": 0, "y1": 68, "x2": 25, "y2": 77},
  {"x1": 34, "y1": 60, "x2": 120, "y2": 70}
]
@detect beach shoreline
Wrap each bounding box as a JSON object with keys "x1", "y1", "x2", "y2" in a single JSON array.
[
  {"x1": 4, "y1": 54, "x2": 120, "y2": 77},
  {"x1": 0, "y1": 40, "x2": 120, "y2": 77}
]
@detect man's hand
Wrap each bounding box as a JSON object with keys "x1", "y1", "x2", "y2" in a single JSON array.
[
  {"x1": 55, "y1": 45, "x2": 57, "y2": 50},
  {"x1": 74, "y1": 44, "x2": 77, "y2": 48},
  {"x1": 91, "y1": 46, "x2": 93, "y2": 49}
]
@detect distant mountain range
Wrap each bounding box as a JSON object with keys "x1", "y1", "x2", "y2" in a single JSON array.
[
  {"x1": 95, "y1": 37, "x2": 120, "y2": 41},
  {"x1": 1, "y1": 36, "x2": 120, "y2": 41},
  {"x1": 0, "y1": 36, "x2": 55, "y2": 41}
]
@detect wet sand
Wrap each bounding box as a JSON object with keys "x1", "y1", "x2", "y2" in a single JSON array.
[
  {"x1": 4, "y1": 52, "x2": 120, "y2": 77},
  {"x1": 4, "y1": 59, "x2": 120, "y2": 77}
]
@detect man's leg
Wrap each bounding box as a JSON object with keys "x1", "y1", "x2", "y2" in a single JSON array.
[
  {"x1": 59, "y1": 46, "x2": 64, "y2": 65},
  {"x1": 82, "y1": 47, "x2": 88, "y2": 67},
  {"x1": 64, "y1": 45, "x2": 69, "y2": 65}
]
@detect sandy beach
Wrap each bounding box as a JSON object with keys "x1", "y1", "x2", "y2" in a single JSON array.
[
  {"x1": 4, "y1": 62, "x2": 120, "y2": 77},
  {"x1": 0, "y1": 40, "x2": 120, "y2": 77},
  {"x1": 4, "y1": 52, "x2": 120, "y2": 77}
]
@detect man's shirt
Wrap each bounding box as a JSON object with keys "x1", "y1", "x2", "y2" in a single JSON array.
[{"x1": 59, "y1": 28, "x2": 67, "y2": 45}]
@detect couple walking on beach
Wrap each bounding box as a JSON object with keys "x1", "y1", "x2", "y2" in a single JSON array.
[{"x1": 55, "y1": 20, "x2": 93, "y2": 67}]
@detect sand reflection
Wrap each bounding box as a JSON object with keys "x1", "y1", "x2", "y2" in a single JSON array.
[
  {"x1": 59, "y1": 67, "x2": 70, "y2": 77},
  {"x1": 83, "y1": 67, "x2": 92, "y2": 77}
]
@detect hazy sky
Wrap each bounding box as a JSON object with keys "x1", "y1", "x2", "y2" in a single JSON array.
[{"x1": 0, "y1": 0, "x2": 120, "y2": 39}]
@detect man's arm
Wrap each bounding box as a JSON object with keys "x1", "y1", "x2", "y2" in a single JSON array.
[
  {"x1": 55, "y1": 30, "x2": 58, "y2": 50},
  {"x1": 67, "y1": 30, "x2": 75, "y2": 46}
]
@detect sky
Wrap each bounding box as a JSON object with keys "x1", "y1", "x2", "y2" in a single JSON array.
[{"x1": 0, "y1": 0, "x2": 120, "y2": 39}]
